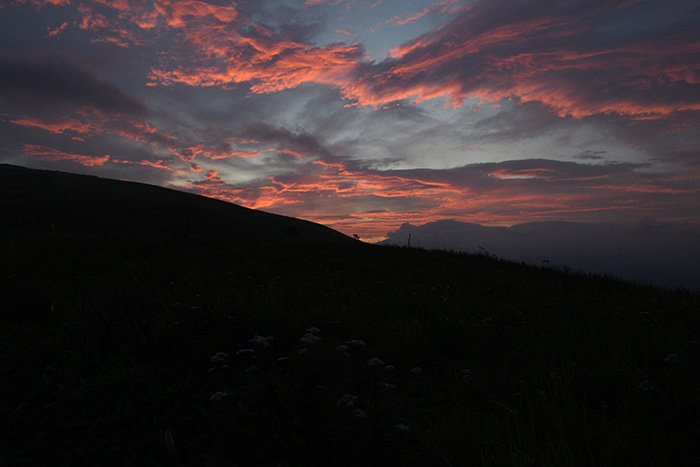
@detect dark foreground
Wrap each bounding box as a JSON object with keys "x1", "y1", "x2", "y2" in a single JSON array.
[{"x1": 2, "y1": 166, "x2": 700, "y2": 466}]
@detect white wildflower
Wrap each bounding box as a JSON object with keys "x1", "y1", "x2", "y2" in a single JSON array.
[
  {"x1": 209, "y1": 391, "x2": 228, "y2": 402},
  {"x1": 367, "y1": 357, "x2": 385, "y2": 368},
  {"x1": 638, "y1": 380, "x2": 655, "y2": 392},
  {"x1": 300, "y1": 333, "x2": 322, "y2": 345},
  {"x1": 394, "y1": 424, "x2": 410, "y2": 433},
  {"x1": 462, "y1": 369, "x2": 473, "y2": 383},
  {"x1": 664, "y1": 354, "x2": 680, "y2": 364},
  {"x1": 209, "y1": 352, "x2": 229, "y2": 364},
  {"x1": 249, "y1": 335, "x2": 274, "y2": 349},
  {"x1": 337, "y1": 394, "x2": 358, "y2": 408},
  {"x1": 353, "y1": 409, "x2": 367, "y2": 419}
]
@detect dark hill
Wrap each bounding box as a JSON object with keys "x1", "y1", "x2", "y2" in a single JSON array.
[
  {"x1": 0, "y1": 164, "x2": 353, "y2": 244},
  {"x1": 1, "y1": 165, "x2": 699, "y2": 466}
]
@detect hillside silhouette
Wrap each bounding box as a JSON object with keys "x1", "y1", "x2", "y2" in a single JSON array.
[
  {"x1": 2, "y1": 165, "x2": 699, "y2": 466},
  {"x1": 0, "y1": 164, "x2": 353, "y2": 244}
]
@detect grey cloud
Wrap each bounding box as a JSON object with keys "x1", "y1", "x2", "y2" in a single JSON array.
[
  {"x1": 0, "y1": 57, "x2": 148, "y2": 116},
  {"x1": 575, "y1": 150, "x2": 608, "y2": 161},
  {"x1": 385, "y1": 159, "x2": 649, "y2": 187}
]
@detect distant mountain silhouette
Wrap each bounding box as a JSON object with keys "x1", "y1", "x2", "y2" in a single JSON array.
[
  {"x1": 381, "y1": 219, "x2": 700, "y2": 290},
  {"x1": 0, "y1": 164, "x2": 354, "y2": 244}
]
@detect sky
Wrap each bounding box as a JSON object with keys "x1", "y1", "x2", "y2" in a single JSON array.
[{"x1": 1, "y1": 0, "x2": 699, "y2": 241}]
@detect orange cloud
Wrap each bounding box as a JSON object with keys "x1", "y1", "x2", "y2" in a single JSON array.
[
  {"x1": 13, "y1": 0, "x2": 71, "y2": 7},
  {"x1": 275, "y1": 148, "x2": 307, "y2": 159},
  {"x1": 47, "y1": 21, "x2": 68, "y2": 37},
  {"x1": 149, "y1": 42, "x2": 362, "y2": 94},
  {"x1": 489, "y1": 168, "x2": 556, "y2": 180},
  {"x1": 6, "y1": 110, "x2": 181, "y2": 152},
  {"x1": 181, "y1": 145, "x2": 265, "y2": 160},
  {"x1": 184, "y1": 156, "x2": 700, "y2": 240},
  {"x1": 154, "y1": 0, "x2": 237, "y2": 28},
  {"x1": 373, "y1": 0, "x2": 465, "y2": 31},
  {"x1": 22, "y1": 144, "x2": 175, "y2": 171},
  {"x1": 111, "y1": 158, "x2": 173, "y2": 171},
  {"x1": 23, "y1": 144, "x2": 110, "y2": 166},
  {"x1": 9, "y1": 116, "x2": 100, "y2": 140}
]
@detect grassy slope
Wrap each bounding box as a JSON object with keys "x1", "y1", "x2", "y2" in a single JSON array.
[{"x1": 1, "y1": 166, "x2": 699, "y2": 466}]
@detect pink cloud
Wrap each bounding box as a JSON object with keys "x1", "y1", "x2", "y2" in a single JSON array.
[
  {"x1": 9, "y1": 116, "x2": 101, "y2": 140},
  {"x1": 23, "y1": 144, "x2": 110, "y2": 166},
  {"x1": 111, "y1": 158, "x2": 174, "y2": 171},
  {"x1": 17, "y1": 0, "x2": 700, "y2": 122},
  {"x1": 345, "y1": 1, "x2": 700, "y2": 119},
  {"x1": 186, "y1": 157, "x2": 700, "y2": 239},
  {"x1": 47, "y1": 21, "x2": 68, "y2": 36}
]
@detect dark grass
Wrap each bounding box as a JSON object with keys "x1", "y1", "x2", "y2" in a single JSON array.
[
  {"x1": 2, "y1": 165, "x2": 700, "y2": 465},
  {"x1": 2, "y1": 231, "x2": 700, "y2": 466}
]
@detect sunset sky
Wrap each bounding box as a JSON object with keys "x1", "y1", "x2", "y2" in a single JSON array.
[{"x1": 1, "y1": 0, "x2": 699, "y2": 240}]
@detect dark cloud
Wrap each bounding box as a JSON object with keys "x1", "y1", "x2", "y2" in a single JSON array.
[
  {"x1": 0, "y1": 57, "x2": 148, "y2": 116},
  {"x1": 575, "y1": 150, "x2": 608, "y2": 161},
  {"x1": 240, "y1": 1, "x2": 328, "y2": 42},
  {"x1": 241, "y1": 123, "x2": 339, "y2": 161},
  {"x1": 384, "y1": 159, "x2": 650, "y2": 189}
]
